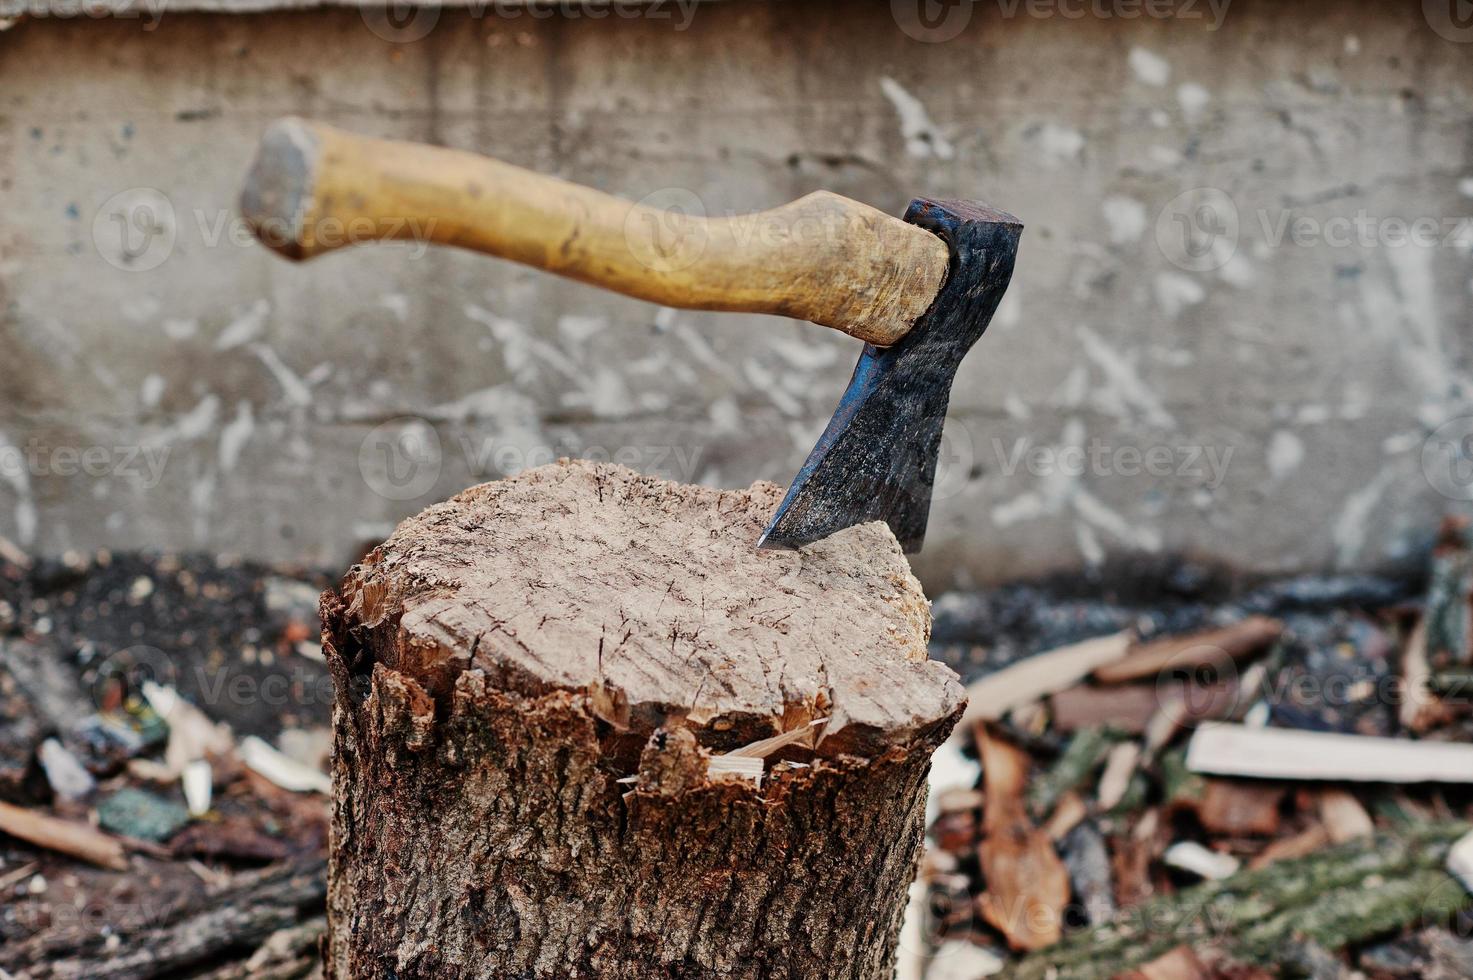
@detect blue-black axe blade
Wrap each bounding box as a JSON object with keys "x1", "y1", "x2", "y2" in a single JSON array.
[{"x1": 758, "y1": 199, "x2": 1022, "y2": 554}]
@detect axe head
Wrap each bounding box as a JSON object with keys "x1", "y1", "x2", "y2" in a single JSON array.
[{"x1": 758, "y1": 198, "x2": 1022, "y2": 554}]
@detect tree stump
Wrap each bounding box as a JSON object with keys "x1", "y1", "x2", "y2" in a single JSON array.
[{"x1": 320, "y1": 460, "x2": 964, "y2": 979}]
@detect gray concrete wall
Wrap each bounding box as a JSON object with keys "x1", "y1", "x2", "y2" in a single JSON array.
[{"x1": 1, "y1": 0, "x2": 1471, "y2": 590}]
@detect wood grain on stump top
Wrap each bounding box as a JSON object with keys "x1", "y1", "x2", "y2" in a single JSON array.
[{"x1": 339, "y1": 460, "x2": 962, "y2": 757}]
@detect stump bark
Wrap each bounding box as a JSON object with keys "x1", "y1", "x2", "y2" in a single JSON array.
[{"x1": 320, "y1": 460, "x2": 964, "y2": 979}]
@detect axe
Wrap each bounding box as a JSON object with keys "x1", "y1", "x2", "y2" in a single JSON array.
[{"x1": 240, "y1": 119, "x2": 1021, "y2": 552}]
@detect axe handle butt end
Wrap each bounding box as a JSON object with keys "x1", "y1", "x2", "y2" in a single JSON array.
[{"x1": 240, "y1": 118, "x2": 949, "y2": 345}]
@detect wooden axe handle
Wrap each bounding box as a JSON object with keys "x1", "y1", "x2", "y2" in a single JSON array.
[{"x1": 240, "y1": 118, "x2": 949, "y2": 346}]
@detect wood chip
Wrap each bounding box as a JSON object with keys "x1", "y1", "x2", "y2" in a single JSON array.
[
  {"x1": 143, "y1": 681, "x2": 234, "y2": 780},
  {"x1": 0, "y1": 800, "x2": 128, "y2": 870},
  {"x1": 1247, "y1": 823, "x2": 1330, "y2": 870},
  {"x1": 1316, "y1": 788, "x2": 1373, "y2": 843},
  {"x1": 722, "y1": 717, "x2": 827, "y2": 759},
  {"x1": 1049, "y1": 684, "x2": 1160, "y2": 734},
  {"x1": 1093, "y1": 617, "x2": 1282, "y2": 685},
  {"x1": 1163, "y1": 840, "x2": 1240, "y2": 880},
  {"x1": 1116, "y1": 945, "x2": 1211, "y2": 980},
  {"x1": 1112, "y1": 809, "x2": 1161, "y2": 908},
  {"x1": 239, "y1": 736, "x2": 331, "y2": 794},
  {"x1": 937, "y1": 788, "x2": 985, "y2": 815},
  {"x1": 1187, "y1": 723, "x2": 1473, "y2": 783},
  {"x1": 182, "y1": 759, "x2": 213, "y2": 817},
  {"x1": 0, "y1": 533, "x2": 30, "y2": 569},
  {"x1": 975, "y1": 725, "x2": 1069, "y2": 952},
  {"x1": 1399, "y1": 617, "x2": 1446, "y2": 733},
  {"x1": 1446, "y1": 828, "x2": 1473, "y2": 895},
  {"x1": 925, "y1": 940, "x2": 1006, "y2": 979},
  {"x1": 706, "y1": 753, "x2": 764, "y2": 786},
  {"x1": 1096, "y1": 741, "x2": 1142, "y2": 811},
  {"x1": 961, "y1": 633, "x2": 1132, "y2": 728},
  {"x1": 1197, "y1": 779, "x2": 1285, "y2": 837},
  {"x1": 1044, "y1": 791, "x2": 1088, "y2": 841},
  {"x1": 0, "y1": 861, "x2": 38, "y2": 892}
]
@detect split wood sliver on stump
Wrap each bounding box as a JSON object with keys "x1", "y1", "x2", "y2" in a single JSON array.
[{"x1": 320, "y1": 460, "x2": 964, "y2": 979}]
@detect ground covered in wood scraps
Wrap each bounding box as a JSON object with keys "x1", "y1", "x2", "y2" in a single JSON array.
[
  {"x1": 914, "y1": 519, "x2": 1473, "y2": 980},
  {"x1": 2, "y1": 523, "x2": 1473, "y2": 978},
  {"x1": 0, "y1": 547, "x2": 333, "y2": 979}
]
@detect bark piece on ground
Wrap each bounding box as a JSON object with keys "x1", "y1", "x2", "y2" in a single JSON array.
[
  {"x1": 1048, "y1": 684, "x2": 1160, "y2": 734},
  {"x1": 975, "y1": 724, "x2": 1069, "y2": 952},
  {"x1": 0, "y1": 858, "x2": 327, "y2": 979},
  {"x1": 1359, "y1": 928, "x2": 1473, "y2": 980},
  {"x1": 1196, "y1": 779, "x2": 1285, "y2": 837},
  {"x1": 322, "y1": 461, "x2": 964, "y2": 979},
  {"x1": 1005, "y1": 824, "x2": 1472, "y2": 980},
  {"x1": 0, "y1": 667, "x2": 42, "y2": 802},
  {"x1": 1247, "y1": 823, "x2": 1330, "y2": 870},
  {"x1": 1092, "y1": 617, "x2": 1282, "y2": 685},
  {"x1": 1426, "y1": 516, "x2": 1473, "y2": 670},
  {"x1": 1059, "y1": 820, "x2": 1115, "y2": 927}
]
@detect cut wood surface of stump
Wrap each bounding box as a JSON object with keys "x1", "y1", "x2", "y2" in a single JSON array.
[{"x1": 321, "y1": 460, "x2": 964, "y2": 979}]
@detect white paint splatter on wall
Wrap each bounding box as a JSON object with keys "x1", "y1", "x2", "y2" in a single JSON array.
[
  {"x1": 1032, "y1": 123, "x2": 1085, "y2": 166},
  {"x1": 1101, "y1": 196, "x2": 1147, "y2": 244},
  {"x1": 379, "y1": 293, "x2": 410, "y2": 322},
  {"x1": 990, "y1": 418, "x2": 1164, "y2": 565},
  {"x1": 219, "y1": 401, "x2": 255, "y2": 472},
  {"x1": 1128, "y1": 47, "x2": 1171, "y2": 87},
  {"x1": 215, "y1": 299, "x2": 271, "y2": 351},
  {"x1": 878, "y1": 77, "x2": 955, "y2": 160},
  {"x1": 1333, "y1": 464, "x2": 1397, "y2": 567},
  {"x1": 0, "y1": 429, "x2": 38, "y2": 546},
  {"x1": 250, "y1": 345, "x2": 313, "y2": 407},
  {"x1": 145, "y1": 394, "x2": 220, "y2": 447},
  {"x1": 161, "y1": 318, "x2": 198, "y2": 341},
  {"x1": 1266, "y1": 430, "x2": 1304, "y2": 481},
  {"x1": 140, "y1": 374, "x2": 166, "y2": 409},
  {"x1": 1177, "y1": 83, "x2": 1210, "y2": 120},
  {"x1": 1153, "y1": 272, "x2": 1206, "y2": 319},
  {"x1": 1078, "y1": 325, "x2": 1178, "y2": 430}
]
